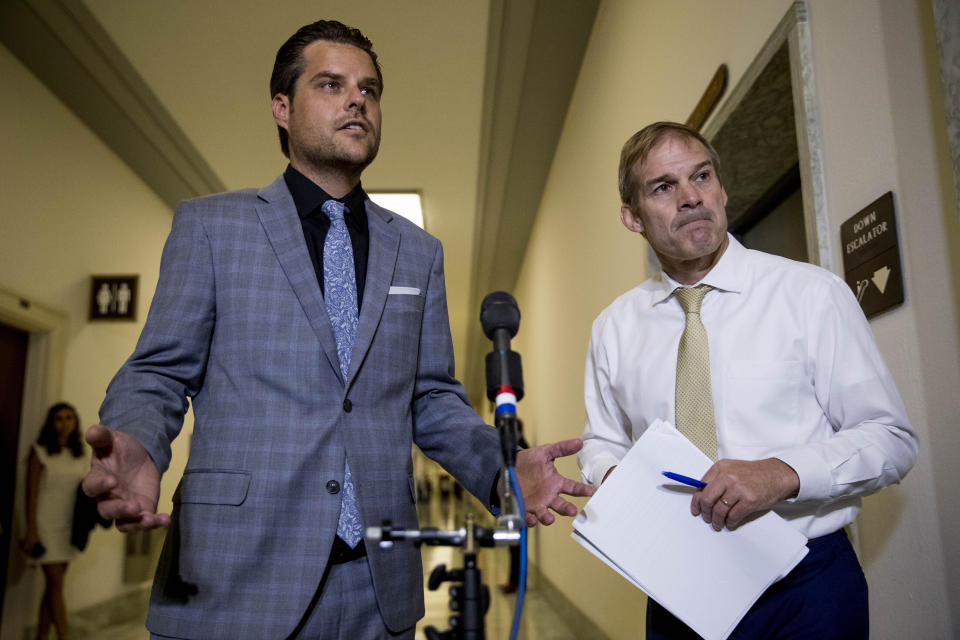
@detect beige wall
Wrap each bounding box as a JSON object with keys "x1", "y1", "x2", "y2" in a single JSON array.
[
  {"x1": 809, "y1": 1, "x2": 957, "y2": 636},
  {"x1": 516, "y1": 0, "x2": 957, "y2": 638},
  {"x1": 0, "y1": 43, "x2": 190, "y2": 638}
]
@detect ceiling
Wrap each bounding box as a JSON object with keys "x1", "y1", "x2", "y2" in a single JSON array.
[{"x1": 0, "y1": 0, "x2": 599, "y2": 403}]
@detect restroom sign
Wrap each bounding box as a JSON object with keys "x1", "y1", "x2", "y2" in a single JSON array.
[
  {"x1": 89, "y1": 275, "x2": 138, "y2": 321},
  {"x1": 840, "y1": 192, "x2": 904, "y2": 318}
]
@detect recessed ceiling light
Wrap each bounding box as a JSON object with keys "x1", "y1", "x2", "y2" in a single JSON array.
[{"x1": 368, "y1": 192, "x2": 423, "y2": 228}]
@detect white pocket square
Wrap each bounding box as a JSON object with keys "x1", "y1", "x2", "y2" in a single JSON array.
[{"x1": 388, "y1": 286, "x2": 421, "y2": 295}]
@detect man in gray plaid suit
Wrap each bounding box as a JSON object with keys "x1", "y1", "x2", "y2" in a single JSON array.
[{"x1": 82, "y1": 19, "x2": 593, "y2": 639}]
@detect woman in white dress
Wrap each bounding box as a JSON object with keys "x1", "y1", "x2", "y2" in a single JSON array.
[{"x1": 21, "y1": 403, "x2": 88, "y2": 640}]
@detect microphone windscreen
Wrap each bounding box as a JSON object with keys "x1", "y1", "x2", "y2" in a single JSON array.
[{"x1": 480, "y1": 291, "x2": 520, "y2": 339}]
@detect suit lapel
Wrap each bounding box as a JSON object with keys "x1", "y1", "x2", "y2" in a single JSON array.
[
  {"x1": 349, "y1": 200, "x2": 399, "y2": 386},
  {"x1": 255, "y1": 176, "x2": 343, "y2": 382}
]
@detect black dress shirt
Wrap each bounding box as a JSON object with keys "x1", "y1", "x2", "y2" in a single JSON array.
[
  {"x1": 285, "y1": 166, "x2": 505, "y2": 510},
  {"x1": 283, "y1": 165, "x2": 369, "y2": 310}
]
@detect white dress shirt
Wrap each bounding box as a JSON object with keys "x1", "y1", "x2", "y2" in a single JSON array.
[{"x1": 578, "y1": 235, "x2": 917, "y2": 538}]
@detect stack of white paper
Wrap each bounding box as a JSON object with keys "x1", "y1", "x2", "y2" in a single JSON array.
[{"x1": 573, "y1": 420, "x2": 809, "y2": 640}]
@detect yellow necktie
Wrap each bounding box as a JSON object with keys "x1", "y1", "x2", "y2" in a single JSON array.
[{"x1": 674, "y1": 285, "x2": 718, "y2": 460}]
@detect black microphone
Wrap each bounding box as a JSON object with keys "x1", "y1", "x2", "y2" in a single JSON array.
[
  {"x1": 480, "y1": 292, "x2": 524, "y2": 403},
  {"x1": 480, "y1": 291, "x2": 524, "y2": 467}
]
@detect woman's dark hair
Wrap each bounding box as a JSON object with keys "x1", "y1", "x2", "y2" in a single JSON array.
[
  {"x1": 270, "y1": 19, "x2": 383, "y2": 158},
  {"x1": 36, "y1": 402, "x2": 84, "y2": 457}
]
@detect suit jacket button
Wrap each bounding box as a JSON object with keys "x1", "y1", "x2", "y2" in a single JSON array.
[
  {"x1": 326, "y1": 480, "x2": 341, "y2": 494},
  {"x1": 343, "y1": 399, "x2": 353, "y2": 412}
]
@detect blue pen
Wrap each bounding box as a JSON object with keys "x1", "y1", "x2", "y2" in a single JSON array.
[{"x1": 662, "y1": 471, "x2": 707, "y2": 490}]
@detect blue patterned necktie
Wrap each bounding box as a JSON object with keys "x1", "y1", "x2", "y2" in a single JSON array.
[{"x1": 322, "y1": 199, "x2": 363, "y2": 547}]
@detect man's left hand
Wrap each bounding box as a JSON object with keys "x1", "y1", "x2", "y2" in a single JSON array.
[
  {"x1": 515, "y1": 438, "x2": 595, "y2": 527},
  {"x1": 691, "y1": 458, "x2": 800, "y2": 531}
]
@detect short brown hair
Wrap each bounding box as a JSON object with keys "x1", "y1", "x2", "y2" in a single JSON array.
[
  {"x1": 618, "y1": 122, "x2": 722, "y2": 209},
  {"x1": 270, "y1": 20, "x2": 383, "y2": 157}
]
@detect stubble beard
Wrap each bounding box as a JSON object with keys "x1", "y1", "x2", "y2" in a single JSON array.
[
  {"x1": 295, "y1": 133, "x2": 380, "y2": 179},
  {"x1": 286, "y1": 103, "x2": 381, "y2": 181}
]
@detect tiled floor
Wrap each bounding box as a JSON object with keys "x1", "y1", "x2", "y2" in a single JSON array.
[{"x1": 74, "y1": 493, "x2": 578, "y2": 640}]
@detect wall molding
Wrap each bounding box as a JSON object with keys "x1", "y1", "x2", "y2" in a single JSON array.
[{"x1": 0, "y1": 0, "x2": 225, "y2": 209}]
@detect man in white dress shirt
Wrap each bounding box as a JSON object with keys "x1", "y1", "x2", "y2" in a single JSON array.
[{"x1": 578, "y1": 121, "x2": 917, "y2": 639}]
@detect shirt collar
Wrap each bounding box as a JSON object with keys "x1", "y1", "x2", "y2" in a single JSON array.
[
  {"x1": 650, "y1": 233, "x2": 746, "y2": 306},
  {"x1": 282, "y1": 164, "x2": 368, "y2": 226},
  {"x1": 698, "y1": 233, "x2": 745, "y2": 294}
]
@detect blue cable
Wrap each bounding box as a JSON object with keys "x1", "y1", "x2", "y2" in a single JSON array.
[{"x1": 507, "y1": 466, "x2": 527, "y2": 640}]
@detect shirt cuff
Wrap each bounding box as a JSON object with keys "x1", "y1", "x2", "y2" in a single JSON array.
[
  {"x1": 580, "y1": 453, "x2": 622, "y2": 488},
  {"x1": 774, "y1": 447, "x2": 832, "y2": 502}
]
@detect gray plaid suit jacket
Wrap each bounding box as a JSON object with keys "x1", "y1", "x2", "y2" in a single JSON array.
[{"x1": 99, "y1": 176, "x2": 502, "y2": 638}]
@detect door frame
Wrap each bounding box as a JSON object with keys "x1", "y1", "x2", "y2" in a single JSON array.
[
  {"x1": 0, "y1": 287, "x2": 68, "y2": 431},
  {"x1": 0, "y1": 286, "x2": 67, "y2": 634},
  {"x1": 702, "y1": 0, "x2": 833, "y2": 271}
]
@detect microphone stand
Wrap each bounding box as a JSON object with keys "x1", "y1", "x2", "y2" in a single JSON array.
[
  {"x1": 367, "y1": 515, "x2": 521, "y2": 640},
  {"x1": 481, "y1": 292, "x2": 529, "y2": 640},
  {"x1": 367, "y1": 291, "x2": 527, "y2": 639}
]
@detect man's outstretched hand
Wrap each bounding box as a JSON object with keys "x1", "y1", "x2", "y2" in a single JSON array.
[
  {"x1": 515, "y1": 438, "x2": 595, "y2": 527},
  {"x1": 82, "y1": 424, "x2": 169, "y2": 532}
]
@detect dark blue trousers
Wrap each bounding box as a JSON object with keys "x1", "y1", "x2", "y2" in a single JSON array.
[{"x1": 646, "y1": 529, "x2": 868, "y2": 640}]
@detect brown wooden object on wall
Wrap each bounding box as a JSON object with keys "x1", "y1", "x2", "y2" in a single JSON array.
[{"x1": 686, "y1": 64, "x2": 728, "y2": 131}]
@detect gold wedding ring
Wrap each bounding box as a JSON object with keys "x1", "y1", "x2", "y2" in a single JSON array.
[{"x1": 721, "y1": 498, "x2": 731, "y2": 507}]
